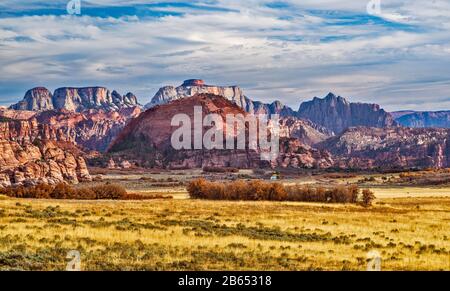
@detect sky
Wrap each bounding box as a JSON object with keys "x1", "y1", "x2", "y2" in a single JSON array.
[{"x1": 0, "y1": 1, "x2": 450, "y2": 111}]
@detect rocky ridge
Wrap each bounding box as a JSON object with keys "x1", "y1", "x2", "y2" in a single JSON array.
[
  {"x1": 35, "y1": 107, "x2": 142, "y2": 152},
  {"x1": 297, "y1": 93, "x2": 397, "y2": 134},
  {"x1": 394, "y1": 111, "x2": 450, "y2": 128},
  {"x1": 10, "y1": 87, "x2": 54, "y2": 111},
  {"x1": 0, "y1": 118, "x2": 91, "y2": 187},
  {"x1": 319, "y1": 126, "x2": 450, "y2": 169},
  {"x1": 146, "y1": 79, "x2": 293, "y2": 116},
  {"x1": 110, "y1": 94, "x2": 331, "y2": 169},
  {"x1": 147, "y1": 80, "x2": 398, "y2": 135},
  {"x1": 6, "y1": 87, "x2": 142, "y2": 152},
  {"x1": 11, "y1": 87, "x2": 140, "y2": 112}
]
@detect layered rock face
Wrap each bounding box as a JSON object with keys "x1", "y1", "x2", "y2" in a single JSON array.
[
  {"x1": 250, "y1": 100, "x2": 295, "y2": 116},
  {"x1": 36, "y1": 107, "x2": 142, "y2": 152},
  {"x1": 276, "y1": 138, "x2": 333, "y2": 169},
  {"x1": 6, "y1": 82, "x2": 450, "y2": 172},
  {"x1": 147, "y1": 79, "x2": 248, "y2": 109},
  {"x1": 0, "y1": 119, "x2": 91, "y2": 187},
  {"x1": 0, "y1": 118, "x2": 71, "y2": 143},
  {"x1": 278, "y1": 117, "x2": 332, "y2": 146},
  {"x1": 110, "y1": 94, "x2": 329, "y2": 169},
  {"x1": 319, "y1": 127, "x2": 450, "y2": 169},
  {"x1": 111, "y1": 94, "x2": 262, "y2": 168},
  {"x1": 7, "y1": 87, "x2": 142, "y2": 152},
  {"x1": 394, "y1": 111, "x2": 450, "y2": 128},
  {"x1": 146, "y1": 79, "x2": 294, "y2": 116},
  {"x1": 298, "y1": 93, "x2": 397, "y2": 134},
  {"x1": 10, "y1": 87, "x2": 54, "y2": 111},
  {"x1": 0, "y1": 107, "x2": 142, "y2": 153},
  {"x1": 0, "y1": 140, "x2": 91, "y2": 187},
  {"x1": 10, "y1": 87, "x2": 140, "y2": 112},
  {"x1": 52, "y1": 87, "x2": 140, "y2": 112},
  {"x1": 0, "y1": 108, "x2": 36, "y2": 120}
]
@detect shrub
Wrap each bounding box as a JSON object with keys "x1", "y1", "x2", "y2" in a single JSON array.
[
  {"x1": 0, "y1": 184, "x2": 54, "y2": 199},
  {"x1": 361, "y1": 189, "x2": 376, "y2": 207},
  {"x1": 203, "y1": 166, "x2": 239, "y2": 173},
  {"x1": 90, "y1": 184, "x2": 127, "y2": 200},
  {"x1": 187, "y1": 179, "x2": 364, "y2": 204},
  {"x1": 50, "y1": 183, "x2": 75, "y2": 199},
  {"x1": 0, "y1": 183, "x2": 141, "y2": 201},
  {"x1": 187, "y1": 179, "x2": 209, "y2": 199},
  {"x1": 74, "y1": 187, "x2": 97, "y2": 200},
  {"x1": 269, "y1": 183, "x2": 287, "y2": 201}
]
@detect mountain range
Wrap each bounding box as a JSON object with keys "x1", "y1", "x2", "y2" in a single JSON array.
[
  {"x1": 10, "y1": 87, "x2": 140, "y2": 112},
  {"x1": 147, "y1": 79, "x2": 450, "y2": 130},
  {"x1": 1, "y1": 79, "x2": 449, "y2": 187},
  {"x1": 393, "y1": 111, "x2": 450, "y2": 128}
]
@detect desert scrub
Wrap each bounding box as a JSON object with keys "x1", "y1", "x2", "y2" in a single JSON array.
[
  {"x1": 0, "y1": 183, "x2": 172, "y2": 201},
  {"x1": 188, "y1": 179, "x2": 373, "y2": 204},
  {"x1": 158, "y1": 219, "x2": 333, "y2": 243},
  {"x1": 0, "y1": 196, "x2": 449, "y2": 270}
]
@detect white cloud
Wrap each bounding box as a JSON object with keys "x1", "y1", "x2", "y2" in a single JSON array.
[{"x1": 0, "y1": 0, "x2": 449, "y2": 111}]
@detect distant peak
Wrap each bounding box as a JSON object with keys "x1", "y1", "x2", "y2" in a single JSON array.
[
  {"x1": 272, "y1": 100, "x2": 283, "y2": 106},
  {"x1": 29, "y1": 87, "x2": 50, "y2": 91},
  {"x1": 325, "y1": 92, "x2": 337, "y2": 99},
  {"x1": 323, "y1": 92, "x2": 350, "y2": 104},
  {"x1": 182, "y1": 79, "x2": 205, "y2": 87}
]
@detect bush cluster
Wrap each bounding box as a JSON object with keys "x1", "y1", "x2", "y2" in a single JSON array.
[
  {"x1": 188, "y1": 179, "x2": 287, "y2": 201},
  {"x1": 284, "y1": 184, "x2": 359, "y2": 203},
  {"x1": 0, "y1": 183, "x2": 160, "y2": 200},
  {"x1": 187, "y1": 179, "x2": 375, "y2": 206},
  {"x1": 202, "y1": 167, "x2": 239, "y2": 173}
]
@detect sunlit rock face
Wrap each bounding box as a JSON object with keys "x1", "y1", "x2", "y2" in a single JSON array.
[
  {"x1": 297, "y1": 93, "x2": 397, "y2": 134},
  {"x1": 318, "y1": 126, "x2": 450, "y2": 169},
  {"x1": 11, "y1": 87, "x2": 140, "y2": 113},
  {"x1": 52, "y1": 87, "x2": 140, "y2": 112},
  {"x1": 111, "y1": 93, "x2": 333, "y2": 169},
  {"x1": 10, "y1": 87, "x2": 54, "y2": 111},
  {"x1": 0, "y1": 118, "x2": 91, "y2": 187},
  {"x1": 145, "y1": 79, "x2": 294, "y2": 116},
  {"x1": 7, "y1": 87, "x2": 142, "y2": 152},
  {"x1": 146, "y1": 79, "x2": 247, "y2": 109}
]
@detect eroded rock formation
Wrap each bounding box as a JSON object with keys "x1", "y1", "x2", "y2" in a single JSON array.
[
  {"x1": 298, "y1": 93, "x2": 397, "y2": 134},
  {"x1": 6, "y1": 86, "x2": 142, "y2": 152},
  {"x1": 10, "y1": 87, "x2": 54, "y2": 111},
  {"x1": 10, "y1": 87, "x2": 140, "y2": 112},
  {"x1": 0, "y1": 119, "x2": 91, "y2": 187},
  {"x1": 319, "y1": 127, "x2": 450, "y2": 169},
  {"x1": 145, "y1": 79, "x2": 294, "y2": 116},
  {"x1": 110, "y1": 94, "x2": 333, "y2": 169},
  {"x1": 394, "y1": 111, "x2": 450, "y2": 128}
]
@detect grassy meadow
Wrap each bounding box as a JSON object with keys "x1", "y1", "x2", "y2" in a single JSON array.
[{"x1": 0, "y1": 169, "x2": 449, "y2": 271}]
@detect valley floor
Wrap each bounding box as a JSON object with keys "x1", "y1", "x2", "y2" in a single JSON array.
[{"x1": 0, "y1": 194, "x2": 449, "y2": 270}]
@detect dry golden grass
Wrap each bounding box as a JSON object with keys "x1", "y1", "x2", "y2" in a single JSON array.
[{"x1": 0, "y1": 195, "x2": 448, "y2": 271}]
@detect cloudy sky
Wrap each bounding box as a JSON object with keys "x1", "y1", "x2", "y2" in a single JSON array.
[{"x1": 1, "y1": 0, "x2": 450, "y2": 111}]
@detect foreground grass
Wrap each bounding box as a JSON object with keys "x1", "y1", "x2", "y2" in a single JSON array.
[{"x1": 0, "y1": 196, "x2": 449, "y2": 270}]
